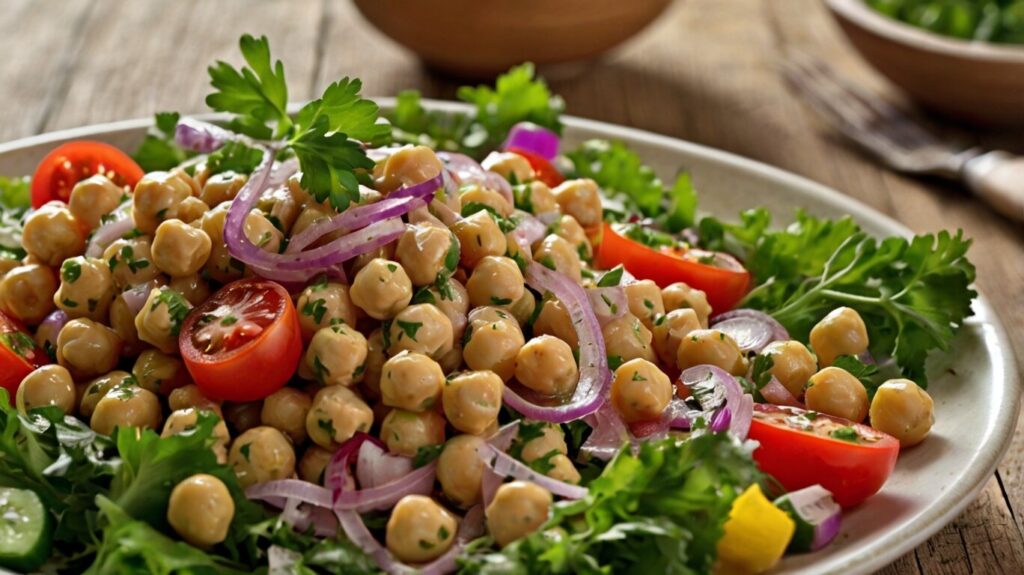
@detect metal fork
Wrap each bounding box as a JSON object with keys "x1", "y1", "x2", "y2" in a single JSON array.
[{"x1": 783, "y1": 54, "x2": 1024, "y2": 223}]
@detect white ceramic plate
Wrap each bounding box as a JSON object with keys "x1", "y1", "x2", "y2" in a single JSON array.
[{"x1": 0, "y1": 101, "x2": 1018, "y2": 575}]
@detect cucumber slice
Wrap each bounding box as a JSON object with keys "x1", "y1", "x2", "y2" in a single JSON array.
[{"x1": 0, "y1": 488, "x2": 52, "y2": 571}]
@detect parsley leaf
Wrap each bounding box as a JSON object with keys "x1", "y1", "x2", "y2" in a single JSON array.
[
  {"x1": 206, "y1": 34, "x2": 289, "y2": 139},
  {"x1": 133, "y1": 112, "x2": 195, "y2": 172},
  {"x1": 204, "y1": 140, "x2": 264, "y2": 175},
  {"x1": 150, "y1": 288, "x2": 192, "y2": 337},
  {"x1": 596, "y1": 265, "x2": 625, "y2": 287},
  {"x1": 413, "y1": 444, "x2": 444, "y2": 468}
]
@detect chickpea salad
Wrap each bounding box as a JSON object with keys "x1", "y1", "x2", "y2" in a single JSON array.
[{"x1": 0, "y1": 35, "x2": 977, "y2": 575}]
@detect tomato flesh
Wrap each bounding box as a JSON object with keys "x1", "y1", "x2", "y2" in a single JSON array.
[
  {"x1": 31, "y1": 141, "x2": 144, "y2": 208},
  {"x1": 180, "y1": 279, "x2": 302, "y2": 402},
  {"x1": 508, "y1": 147, "x2": 565, "y2": 188},
  {"x1": 748, "y1": 404, "x2": 899, "y2": 508},
  {"x1": 596, "y1": 222, "x2": 751, "y2": 313},
  {"x1": 0, "y1": 312, "x2": 49, "y2": 401}
]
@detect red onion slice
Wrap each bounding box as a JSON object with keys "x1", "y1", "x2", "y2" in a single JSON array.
[
  {"x1": 580, "y1": 402, "x2": 630, "y2": 461},
  {"x1": 586, "y1": 286, "x2": 627, "y2": 327},
  {"x1": 38, "y1": 310, "x2": 68, "y2": 341},
  {"x1": 679, "y1": 365, "x2": 754, "y2": 439},
  {"x1": 325, "y1": 433, "x2": 436, "y2": 513},
  {"x1": 356, "y1": 441, "x2": 415, "y2": 489},
  {"x1": 481, "y1": 443, "x2": 588, "y2": 500},
  {"x1": 511, "y1": 211, "x2": 546, "y2": 252},
  {"x1": 710, "y1": 309, "x2": 789, "y2": 354},
  {"x1": 502, "y1": 122, "x2": 560, "y2": 161},
  {"x1": 774, "y1": 485, "x2": 842, "y2": 551},
  {"x1": 175, "y1": 117, "x2": 236, "y2": 153},
  {"x1": 501, "y1": 262, "x2": 610, "y2": 423},
  {"x1": 121, "y1": 279, "x2": 161, "y2": 316},
  {"x1": 760, "y1": 376, "x2": 804, "y2": 408},
  {"x1": 85, "y1": 215, "x2": 135, "y2": 258},
  {"x1": 438, "y1": 152, "x2": 513, "y2": 204},
  {"x1": 246, "y1": 478, "x2": 333, "y2": 509}
]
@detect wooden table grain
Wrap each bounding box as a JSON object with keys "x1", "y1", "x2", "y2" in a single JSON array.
[{"x1": 1, "y1": 0, "x2": 1021, "y2": 572}]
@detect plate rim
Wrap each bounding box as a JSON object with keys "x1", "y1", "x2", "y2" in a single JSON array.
[{"x1": 0, "y1": 100, "x2": 1019, "y2": 574}]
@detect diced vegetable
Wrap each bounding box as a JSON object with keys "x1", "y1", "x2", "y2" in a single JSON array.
[
  {"x1": 0, "y1": 487, "x2": 52, "y2": 571},
  {"x1": 716, "y1": 484, "x2": 795, "y2": 574},
  {"x1": 774, "y1": 485, "x2": 843, "y2": 552}
]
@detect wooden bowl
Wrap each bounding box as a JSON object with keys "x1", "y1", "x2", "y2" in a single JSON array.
[
  {"x1": 352, "y1": 0, "x2": 673, "y2": 78},
  {"x1": 826, "y1": 0, "x2": 1024, "y2": 126}
]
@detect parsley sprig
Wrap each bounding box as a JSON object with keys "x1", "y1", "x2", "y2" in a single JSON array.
[{"x1": 205, "y1": 35, "x2": 390, "y2": 211}]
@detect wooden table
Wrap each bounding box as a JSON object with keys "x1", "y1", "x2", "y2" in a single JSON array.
[{"x1": 1, "y1": 0, "x2": 1021, "y2": 572}]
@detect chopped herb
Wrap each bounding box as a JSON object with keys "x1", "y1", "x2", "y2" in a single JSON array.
[
  {"x1": 60, "y1": 259, "x2": 82, "y2": 283},
  {"x1": 239, "y1": 443, "x2": 252, "y2": 462},
  {"x1": 317, "y1": 417, "x2": 337, "y2": 439},
  {"x1": 631, "y1": 371, "x2": 647, "y2": 382},
  {"x1": 396, "y1": 320, "x2": 423, "y2": 341},
  {"x1": 412, "y1": 444, "x2": 444, "y2": 468},
  {"x1": 0, "y1": 332, "x2": 36, "y2": 359},
  {"x1": 829, "y1": 426, "x2": 860, "y2": 443},
  {"x1": 607, "y1": 354, "x2": 624, "y2": 370},
  {"x1": 150, "y1": 288, "x2": 191, "y2": 336},
  {"x1": 596, "y1": 265, "x2": 624, "y2": 287},
  {"x1": 302, "y1": 298, "x2": 328, "y2": 324},
  {"x1": 490, "y1": 296, "x2": 513, "y2": 306},
  {"x1": 61, "y1": 298, "x2": 78, "y2": 308},
  {"x1": 220, "y1": 315, "x2": 238, "y2": 327}
]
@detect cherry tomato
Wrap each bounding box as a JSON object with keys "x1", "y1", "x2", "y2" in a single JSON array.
[
  {"x1": 507, "y1": 147, "x2": 565, "y2": 188},
  {"x1": 627, "y1": 419, "x2": 664, "y2": 438},
  {"x1": 0, "y1": 312, "x2": 49, "y2": 401},
  {"x1": 31, "y1": 141, "x2": 144, "y2": 208},
  {"x1": 596, "y1": 222, "x2": 751, "y2": 313},
  {"x1": 179, "y1": 279, "x2": 302, "y2": 402},
  {"x1": 748, "y1": 404, "x2": 899, "y2": 508}
]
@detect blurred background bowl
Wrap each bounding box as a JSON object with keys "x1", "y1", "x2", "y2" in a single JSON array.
[
  {"x1": 827, "y1": 0, "x2": 1024, "y2": 127},
  {"x1": 352, "y1": 0, "x2": 673, "y2": 78}
]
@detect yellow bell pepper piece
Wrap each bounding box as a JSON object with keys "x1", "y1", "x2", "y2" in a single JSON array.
[{"x1": 715, "y1": 484, "x2": 795, "y2": 575}]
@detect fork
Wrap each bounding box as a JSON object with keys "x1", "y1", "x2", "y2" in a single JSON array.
[{"x1": 782, "y1": 54, "x2": 1024, "y2": 223}]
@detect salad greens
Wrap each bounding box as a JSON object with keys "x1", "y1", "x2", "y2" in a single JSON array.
[
  {"x1": 133, "y1": 112, "x2": 195, "y2": 172},
  {"x1": 459, "y1": 431, "x2": 764, "y2": 575},
  {"x1": 867, "y1": 0, "x2": 1024, "y2": 44},
  {"x1": 0, "y1": 176, "x2": 29, "y2": 261}
]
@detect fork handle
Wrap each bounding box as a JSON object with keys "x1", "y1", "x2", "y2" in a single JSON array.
[{"x1": 963, "y1": 151, "x2": 1024, "y2": 223}]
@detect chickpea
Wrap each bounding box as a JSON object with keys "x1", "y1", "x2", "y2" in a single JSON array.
[
  {"x1": 168, "y1": 274, "x2": 211, "y2": 306},
  {"x1": 0, "y1": 264, "x2": 57, "y2": 325},
  {"x1": 380, "y1": 408, "x2": 446, "y2": 457},
  {"x1": 513, "y1": 180, "x2": 558, "y2": 215},
  {"x1": 438, "y1": 344, "x2": 464, "y2": 374},
  {"x1": 168, "y1": 383, "x2": 222, "y2": 414},
  {"x1": 103, "y1": 238, "x2": 161, "y2": 289},
  {"x1": 396, "y1": 223, "x2": 454, "y2": 287},
  {"x1": 170, "y1": 168, "x2": 202, "y2": 197},
  {"x1": 761, "y1": 341, "x2": 818, "y2": 398},
  {"x1": 386, "y1": 495, "x2": 458, "y2": 563},
  {"x1": 228, "y1": 426, "x2": 296, "y2": 488},
  {"x1": 21, "y1": 202, "x2": 85, "y2": 267},
  {"x1": 132, "y1": 171, "x2": 195, "y2": 233},
  {"x1": 348, "y1": 240, "x2": 396, "y2": 277},
  {"x1": 532, "y1": 297, "x2": 578, "y2": 348},
  {"x1": 610, "y1": 359, "x2": 673, "y2": 423},
  {"x1": 552, "y1": 215, "x2": 592, "y2": 261},
  {"x1": 548, "y1": 455, "x2": 582, "y2": 484},
  {"x1": 135, "y1": 286, "x2": 191, "y2": 354},
  {"x1": 167, "y1": 474, "x2": 235, "y2": 547},
  {"x1": 460, "y1": 185, "x2": 513, "y2": 217},
  {"x1": 90, "y1": 385, "x2": 163, "y2": 435},
  {"x1": 517, "y1": 423, "x2": 568, "y2": 462},
  {"x1": 515, "y1": 336, "x2": 578, "y2": 397},
  {"x1": 603, "y1": 314, "x2": 657, "y2": 365},
  {"x1": 486, "y1": 481, "x2": 552, "y2": 548},
  {"x1": 419, "y1": 279, "x2": 469, "y2": 346},
  {"x1": 374, "y1": 145, "x2": 444, "y2": 194},
  {"x1": 296, "y1": 281, "x2": 358, "y2": 340},
  {"x1": 199, "y1": 204, "x2": 244, "y2": 284},
  {"x1": 380, "y1": 351, "x2": 444, "y2": 412},
  {"x1": 299, "y1": 445, "x2": 334, "y2": 485},
  {"x1": 466, "y1": 256, "x2": 525, "y2": 309},
  {"x1": 652, "y1": 308, "x2": 701, "y2": 367},
  {"x1": 244, "y1": 209, "x2": 283, "y2": 254},
  {"x1": 349, "y1": 259, "x2": 413, "y2": 320},
  {"x1": 261, "y1": 387, "x2": 312, "y2": 444},
  {"x1": 552, "y1": 179, "x2": 602, "y2": 228},
  {"x1": 150, "y1": 219, "x2": 212, "y2": 277},
  {"x1": 662, "y1": 282, "x2": 712, "y2": 328},
  {"x1": 79, "y1": 370, "x2": 134, "y2": 419},
  {"x1": 870, "y1": 379, "x2": 934, "y2": 447},
  {"x1": 443, "y1": 371, "x2": 503, "y2": 434},
  {"x1": 291, "y1": 204, "x2": 345, "y2": 249},
  {"x1": 304, "y1": 324, "x2": 368, "y2": 387},
  {"x1": 306, "y1": 385, "x2": 373, "y2": 448},
  {"x1": 199, "y1": 171, "x2": 247, "y2": 207},
  {"x1": 361, "y1": 329, "x2": 387, "y2": 400},
  {"x1": 256, "y1": 184, "x2": 301, "y2": 235},
  {"x1": 16, "y1": 365, "x2": 76, "y2": 415},
  {"x1": 57, "y1": 319, "x2": 122, "y2": 380},
  {"x1": 805, "y1": 367, "x2": 869, "y2": 422},
  {"x1": 809, "y1": 307, "x2": 869, "y2": 367},
  {"x1": 532, "y1": 234, "x2": 582, "y2": 284},
  {"x1": 387, "y1": 304, "x2": 454, "y2": 360},
  {"x1": 463, "y1": 318, "x2": 525, "y2": 381},
  {"x1": 467, "y1": 305, "x2": 518, "y2": 331},
  {"x1": 481, "y1": 151, "x2": 534, "y2": 183},
  {"x1": 676, "y1": 329, "x2": 747, "y2": 376},
  {"x1": 53, "y1": 257, "x2": 114, "y2": 321},
  {"x1": 162, "y1": 408, "x2": 231, "y2": 463},
  {"x1": 222, "y1": 401, "x2": 261, "y2": 433},
  {"x1": 175, "y1": 197, "x2": 209, "y2": 225},
  {"x1": 452, "y1": 211, "x2": 507, "y2": 269},
  {"x1": 68, "y1": 175, "x2": 125, "y2": 230},
  {"x1": 625, "y1": 280, "x2": 665, "y2": 330},
  {"x1": 437, "y1": 434, "x2": 487, "y2": 507},
  {"x1": 0, "y1": 257, "x2": 19, "y2": 278},
  {"x1": 108, "y1": 294, "x2": 143, "y2": 356}
]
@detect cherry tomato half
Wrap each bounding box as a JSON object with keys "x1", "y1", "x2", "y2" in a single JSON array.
[
  {"x1": 0, "y1": 312, "x2": 49, "y2": 400},
  {"x1": 179, "y1": 279, "x2": 302, "y2": 402},
  {"x1": 31, "y1": 141, "x2": 144, "y2": 208},
  {"x1": 596, "y1": 222, "x2": 751, "y2": 313},
  {"x1": 507, "y1": 147, "x2": 565, "y2": 188},
  {"x1": 748, "y1": 404, "x2": 899, "y2": 508}
]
